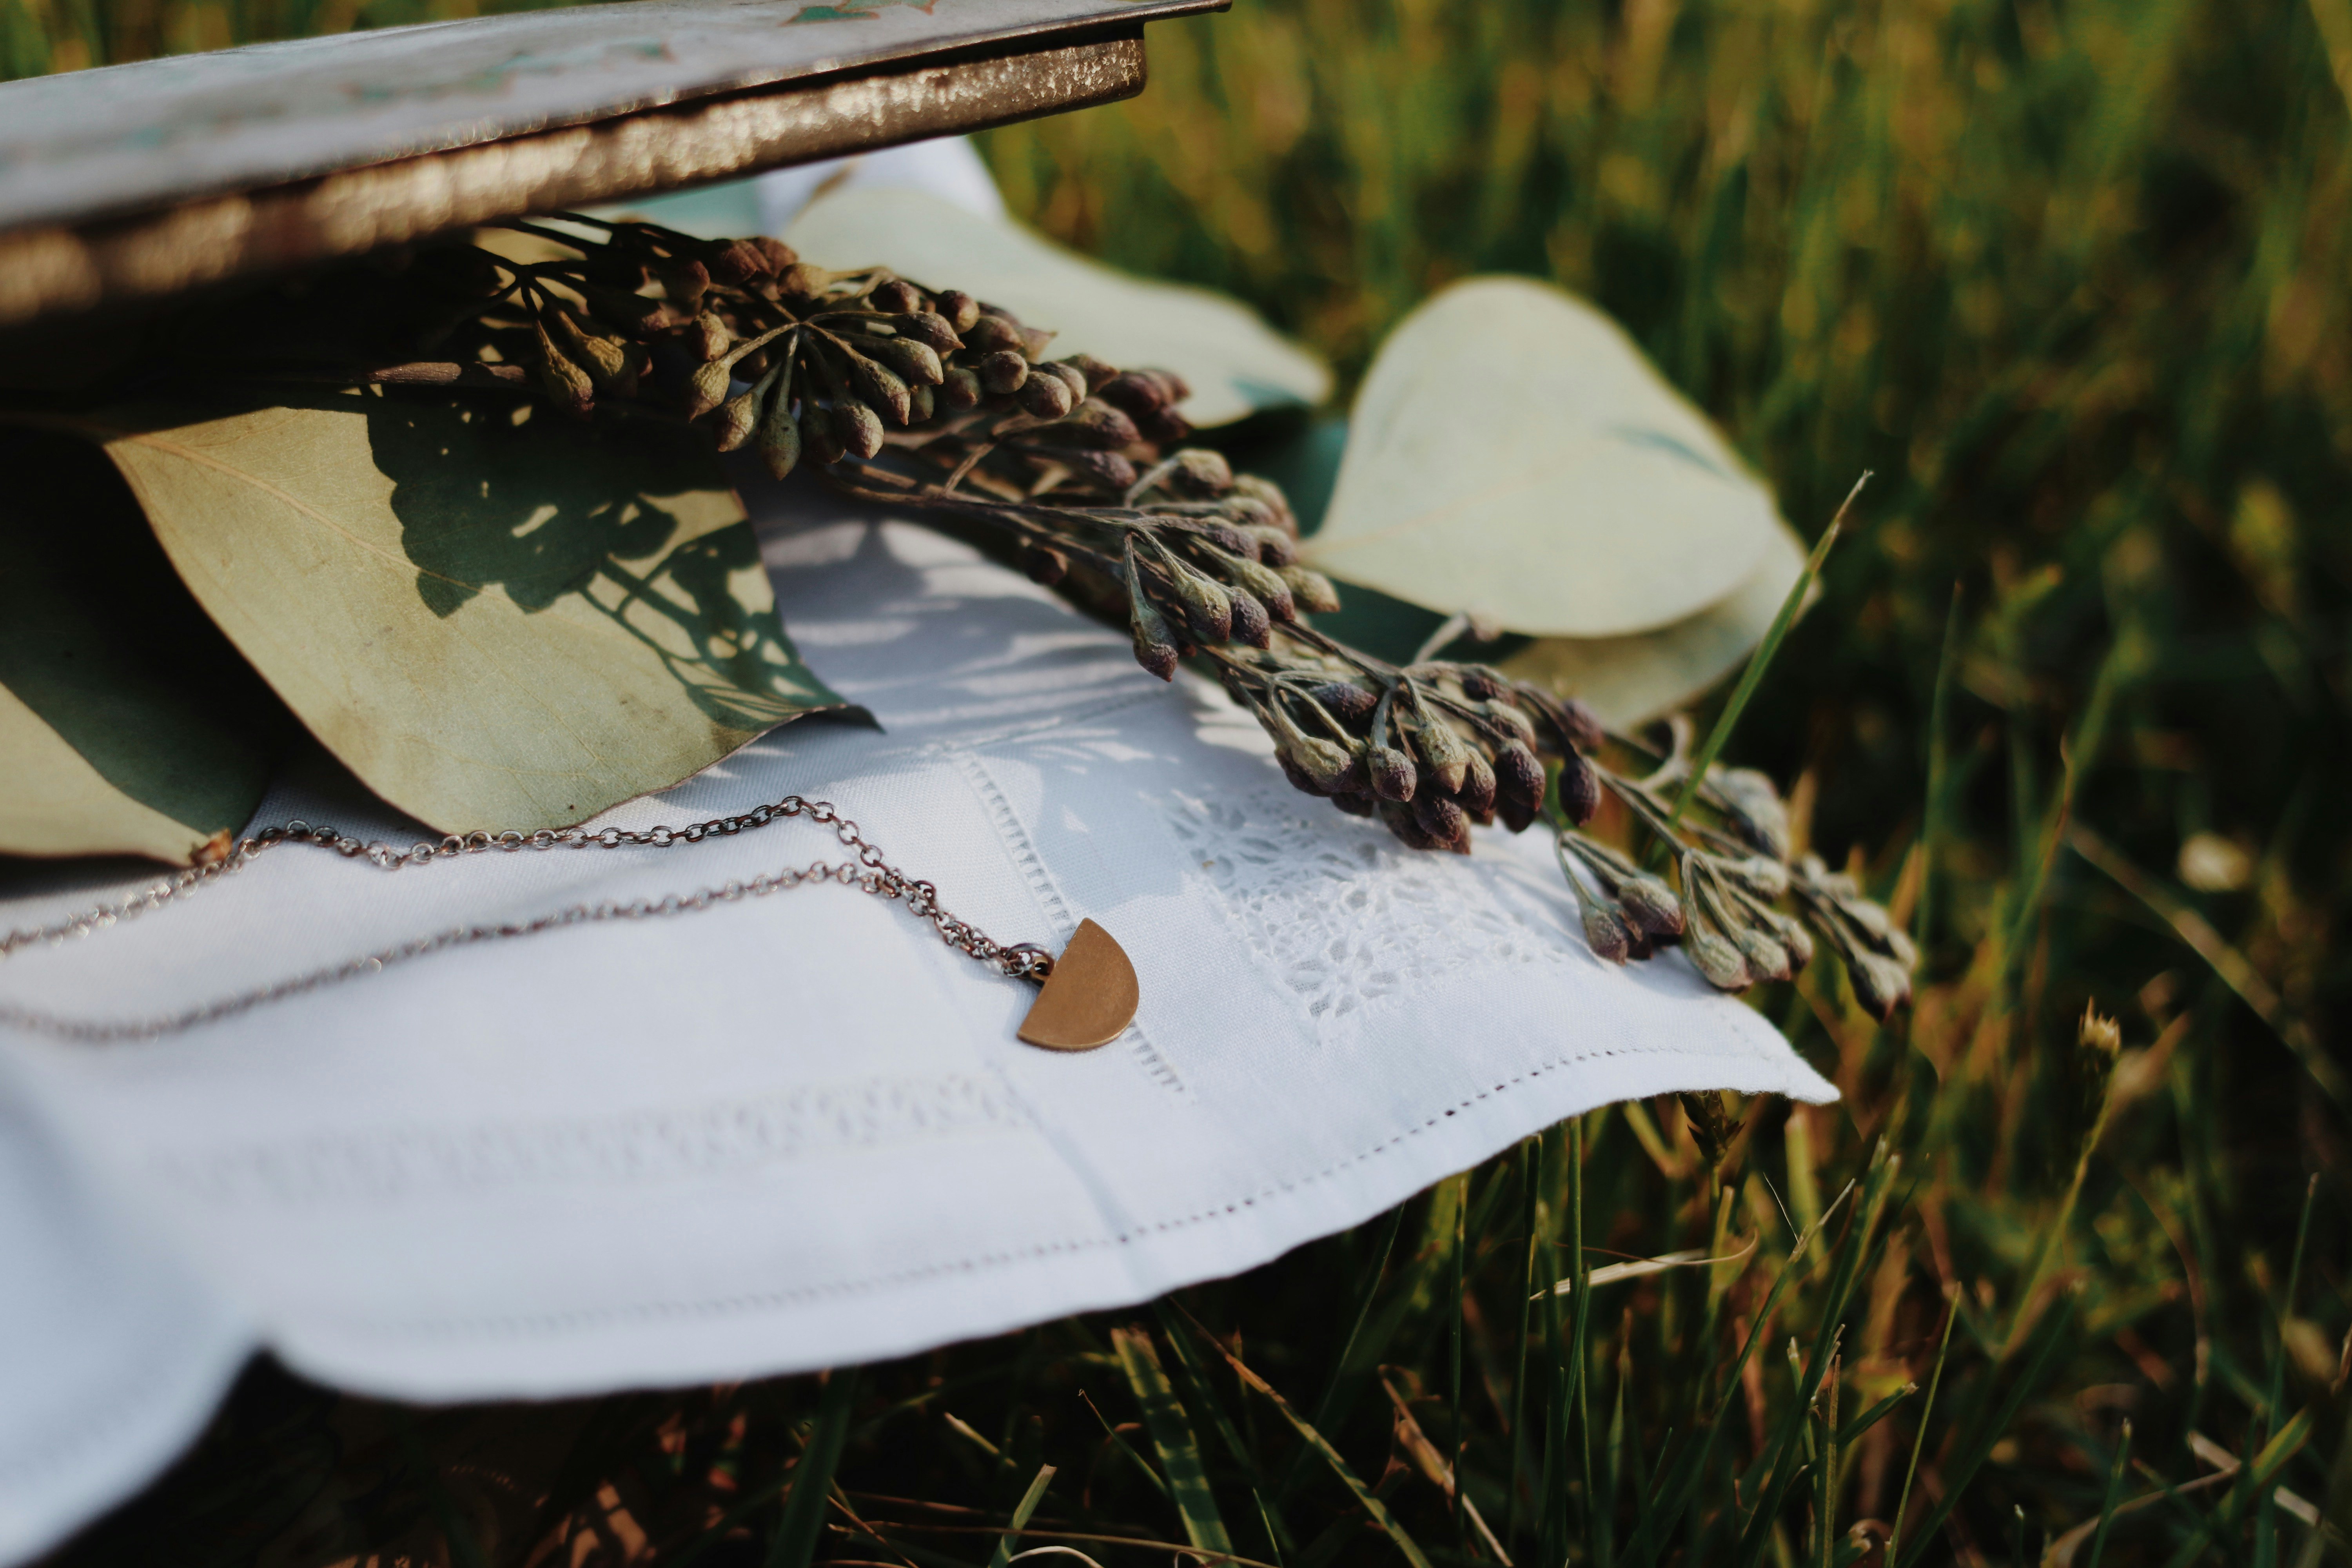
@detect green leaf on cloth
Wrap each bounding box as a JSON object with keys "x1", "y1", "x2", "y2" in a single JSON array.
[{"x1": 71, "y1": 394, "x2": 853, "y2": 837}]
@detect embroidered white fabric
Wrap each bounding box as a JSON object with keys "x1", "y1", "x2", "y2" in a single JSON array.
[{"x1": 0, "y1": 494, "x2": 1834, "y2": 1563}]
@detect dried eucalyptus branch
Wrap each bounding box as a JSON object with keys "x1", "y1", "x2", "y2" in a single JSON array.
[{"x1": 243, "y1": 216, "x2": 1915, "y2": 1016}]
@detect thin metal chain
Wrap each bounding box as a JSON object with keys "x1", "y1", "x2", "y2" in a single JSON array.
[{"x1": 0, "y1": 795, "x2": 1051, "y2": 1043}]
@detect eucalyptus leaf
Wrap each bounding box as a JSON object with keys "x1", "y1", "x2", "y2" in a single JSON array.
[
  {"x1": 73, "y1": 396, "x2": 851, "y2": 837},
  {"x1": 1501, "y1": 521, "x2": 1812, "y2": 728},
  {"x1": 784, "y1": 186, "x2": 1330, "y2": 428},
  {"x1": 1300, "y1": 276, "x2": 1784, "y2": 637},
  {"x1": 0, "y1": 427, "x2": 277, "y2": 864}
]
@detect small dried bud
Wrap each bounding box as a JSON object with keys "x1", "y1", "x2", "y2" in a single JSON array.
[
  {"x1": 1483, "y1": 702, "x2": 1538, "y2": 747},
  {"x1": 1225, "y1": 587, "x2": 1272, "y2": 648},
  {"x1": 1379, "y1": 800, "x2": 1441, "y2": 851},
  {"x1": 1280, "y1": 755, "x2": 1330, "y2": 798},
  {"x1": 1041, "y1": 361, "x2": 1090, "y2": 401},
  {"x1": 832, "y1": 400, "x2": 885, "y2": 460},
  {"x1": 1847, "y1": 950, "x2": 1913, "y2": 1020},
  {"x1": 1129, "y1": 572, "x2": 1180, "y2": 682},
  {"x1": 778, "y1": 262, "x2": 831, "y2": 301},
  {"x1": 1734, "y1": 924, "x2": 1793, "y2": 984},
  {"x1": 1582, "y1": 902, "x2": 1633, "y2": 964},
  {"x1": 804, "y1": 417, "x2": 846, "y2": 467},
  {"x1": 707, "y1": 238, "x2": 773, "y2": 285},
  {"x1": 1141, "y1": 406, "x2": 1196, "y2": 445},
  {"x1": 1493, "y1": 741, "x2": 1546, "y2": 808},
  {"x1": 1019, "y1": 371, "x2": 1076, "y2": 419},
  {"x1": 711, "y1": 385, "x2": 761, "y2": 452},
  {"x1": 549, "y1": 310, "x2": 631, "y2": 390},
  {"x1": 965, "y1": 315, "x2": 1026, "y2": 354},
  {"x1": 891, "y1": 311, "x2": 964, "y2": 353},
  {"x1": 848, "y1": 356, "x2": 913, "y2": 424},
  {"x1": 936, "y1": 290, "x2": 982, "y2": 332},
  {"x1": 1332, "y1": 790, "x2": 1377, "y2": 818},
  {"x1": 1167, "y1": 448, "x2": 1234, "y2": 497},
  {"x1": 1414, "y1": 792, "x2": 1468, "y2": 846},
  {"x1": 1055, "y1": 450, "x2": 1138, "y2": 492},
  {"x1": 1244, "y1": 525, "x2": 1299, "y2": 567},
  {"x1": 1408, "y1": 711, "x2": 1473, "y2": 795},
  {"x1": 1715, "y1": 768, "x2": 1793, "y2": 862},
  {"x1": 907, "y1": 383, "x2": 935, "y2": 424},
  {"x1": 1065, "y1": 353, "x2": 1118, "y2": 390},
  {"x1": 1025, "y1": 398, "x2": 1139, "y2": 450},
  {"x1": 871, "y1": 278, "x2": 922, "y2": 314},
  {"x1": 1719, "y1": 855, "x2": 1791, "y2": 900},
  {"x1": 1557, "y1": 750, "x2": 1602, "y2": 826},
  {"x1": 533, "y1": 319, "x2": 597, "y2": 419},
  {"x1": 1552, "y1": 695, "x2": 1606, "y2": 753},
  {"x1": 1166, "y1": 566, "x2": 1232, "y2": 644},
  {"x1": 1458, "y1": 750, "x2": 1497, "y2": 816},
  {"x1": 866, "y1": 336, "x2": 944, "y2": 387},
  {"x1": 757, "y1": 400, "x2": 801, "y2": 480},
  {"x1": 1679, "y1": 1091, "x2": 1736, "y2": 1167},
  {"x1": 1285, "y1": 734, "x2": 1359, "y2": 793},
  {"x1": 1688, "y1": 931, "x2": 1752, "y2": 991},
  {"x1": 1278, "y1": 565, "x2": 1343, "y2": 615},
  {"x1": 1095, "y1": 370, "x2": 1169, "y2": 416},
  {"x1": 1230, "y1": 474, "x2": 1298, "y2": 536},
  {"x1": 684, "y1": 357, "x2": 733, "y2": 421},
  {"x1": 691, "y1": 311, "x2": 731, "y2": 363},
  {"x1": 1312, "y1": 681, "x2": 1379, "y2": 730},
  {"x1": 940, "y1": 366, "x2": 985, "y2": 409},
  {"x1": 1022, "y1": 546, "x2": 1068, "y2": 587},
  {"x1": 1368, "y1": 744, "x2": 1418, "y2": 802},
  {"x1": 1617, "y1": 876, "x2": 1686, "y2": 939},
  {"x1": 1457, "y1": 666, "x2": 1507, "y2": 701},
  {"x1": 1214, "y1": 551, "x2": 1298, "y2": 622},
  {"x1": 1019, "y1": 325, "x2": 1056, "y2": 361}
]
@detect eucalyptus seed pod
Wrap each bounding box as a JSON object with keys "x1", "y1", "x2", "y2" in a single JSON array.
[
  {"x1": 1492, "y1": 741, "x2": 1546, "y2": 808},
  {"x1": 551, "y1": 310, "x2": 632, "y2": 390},
  {"x1": 1065, "y1": 353, "x2": 1118, "y2": 390},
  {"x1": 848, "y1": 356, "x2": 913, "y2": 424},
  {"x1": 804, "y1": 417, "x2": 846, "y2": 467},
  {"x1": 940, "y1": 366, "x2": 984, "y2": 410},
  {"x1": 1094, "y1": 370, "x2": 1169, "y2": 416},
  {"x1": 1771, "y1": 910, "x2": 1815, "y2": 969},
  {"x1": 1847, "y1": 950, "x2": 1913, "y2": 1021},
  {"x1": 1687, "y1": 931, "x2": 1752, "y2": 991},
  {"x1": 832, "y1": 399, "x2": 886, "y2": 460},
  {"x1": 1407, "y1": 711, "x2": 1473, "y2": 795},
  {"x1": 1285, "y1": 734, "x2": 1358, "y2": 794},
  {"x1": 1042, "y1": 362, "x2": 1089, "y2": 402},
  {"x1": 706, "y1": 238, "x2": 773, "y2": 285},
  {"x1": 689, "y1": 311, "x2": 732, "y2": 362},
  {"x1": 935, "y1": 289, "x2": 981, "y2": 332},
  {"x1": 1582, "y1": 902, "x2": 1634, "y2": 964},
  {"x1": 711, "y1": 385, "x2": 762, "y2": 452},
  {"x1": 1482, "y1": 701, "x2": 1538, "y2": 747},
  {"x1": 1226, "y1": 587, "x2": 1272, "y2": 648},
  {"x1": 1023, "y1": 545, "x2": 1069, "y2": 587},
  {"x1": 684, "y1": 358, "x2": 733, "y2": 420},
  {"x1": 1734, "y1": 924, "x2": 1793, "y2": 984},
  {"x1": 1368, "y1": 744, "x2": 1418, "y2": 803},
  {"x1": 1714, "y1": 768, "x2": 1793, "y2": 862},
  {"x1": 1166, "y1": 564, "x2": 1232, "y2": 644},
  {"x1": 965, "y1": 315, "x2": 1025, "y2": 354},
  {"x1": 1617, "y1": 875, "x2": 1686, "y2": 939},
  {"x1": 1019, "y1": 371, "x2": 1076, "y2": 419},
  {"x1": 1332, "y1": 790, "x2": 1377, "y2": 818},
  {"x1": 755, "y1": 236, "x2": 798, "y2": 272},
  {"x1": 1458, "y1": 750, "x2": 1497, "y2": 816},
  {"x1": 1018, "y1": 326, "x2": 1056, "y2": 361},
  {"x1": 1168, "y1": 449, "x2": 1234, "y2": 497},
  {"x1": 1455, "y1": 666, "x2": 1506, "y2": 701},
  {"x1": 1141, "y1": 406, "x2": 1195, "y2": 445},
  {"x1": 1311, "y1": 681, "x2": 1379, "y2": 730},
  {"x1": 1230, "y1": 474, "x2": 1298, "y2": 535},
  {"x1": 1379, "y1": 800, "x2": 1441, "y2": 851},
  {"x1": 534, "y1": 321, "x2": 597, "y2": 419},
  {"x1": 1557, "y1": 750, "x2": 1602, "y2": 826},
  {"x1": 906, "y1": 384, "x2": 935, "y2": 424},
  {"x1": 778, "y1": 263, "x2": 831, "y2": 301},
  {"x1": 871, "y1": 278, "x2": 922, "y2": 315},
  {"x1": 757, "y1": 399, "x2": 801, "y2": 480},
  {"x1": 1025, "y1": 398, "x2": 1139, "y2": 450},
  {"x1": 866, "y1": 336, "x2": 944, "y2": 387},
  {"x1": 1719, "y1": 855, "x2": 1791, "y2": 900},
  {"x1": 891, "y1": 312, "x2": 964, "y2": 353},
  {"x1": 1214, "y1": 552, "x2": 1298, "y2": 622},
  {"x1": 1245, "y1": 525, "x2": 1299, "y2": 567},
  {"x1": 1188, "y1": 521, "x2": 1257, "y2": 559},
  {"x1": 1278, "y1": 565, "x2": 1344, "y2": 615},
  {"x1": 1129, "y1": 572, "x2": 1180, "y2": 682},
  {"x1": 1280, "y1": 755, "x2": 1330, "y2": 799},
  {"x1": 658, "y1": 258, "x2": 710, "y2": 312},
  {"x1": 1497, "y1": 795, "x2": 1537, "y2": 834},
  {"x1": 1552, "y1": 694, "x2": 1606, "y2": 753},
  {"x1": 1414, "y1": 793, "x2": 1468, "y2": 845},
  {"x1": 1055, "y1": 450, "x2": 1138, "y2": 492}
]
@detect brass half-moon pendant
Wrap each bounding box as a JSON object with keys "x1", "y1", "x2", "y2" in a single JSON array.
[{"x1": 1017, "y1": 919, "x2": 1138, "y2": 1051}]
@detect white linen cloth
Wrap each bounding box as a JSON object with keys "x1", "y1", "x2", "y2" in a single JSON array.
[{"x1": 0, "y1": 484, "x2": 1835, "y2": 1563}]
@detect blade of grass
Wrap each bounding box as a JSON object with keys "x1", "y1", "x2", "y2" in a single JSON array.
[
  {"x1": 1507, "y1": 1137, "x2": 1539, "y2": 1558},
  {"x1": 1885, "y1": 1289, "x2": 1959, "y2": 1564},
  {"x1": 1176, "y1": 1303, "x2": 1436, "y2": 1568},
  {"x1": 1113, "y1": 1327, "x2": 1235, "y2": 1558},
  {"x1": 1152, "y1": 1301, "x2": 1296, "y2": 1558},
  {"x1": 2082, "y1": 1421, "x2": 2132, "y2": 1568},
  {"x1": 1918, "y1": 581, "x2": 1963, "y2": 955},
  {"x1": 771, "y1": 1368, "x2": 861, "y2": 1568},
  {"x1": 1665, "y1": 471, "x2": 1869, "y2": 837},
  {"x1": 1077, "y1": 1391, "x2": 1168, "y2": 1502},
  {"x1": 1279, "y1": 1202, "x2": 1408, "y2": 1502},
  {"x1": 1450, "y1": 1170, "x2": 1468, "y2": 1548},
  {"x1": 1570, "y1": 1117, "x2": 1596, "y2": 1563}
]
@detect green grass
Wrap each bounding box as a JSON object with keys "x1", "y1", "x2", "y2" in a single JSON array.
[{"x1": 16, "y1": 0, "x2": 2352, "y2": 1563}]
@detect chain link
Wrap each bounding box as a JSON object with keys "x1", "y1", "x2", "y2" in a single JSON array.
[{"x1": 0, "y1": 795, "x2": 1052, "y2": 1043}]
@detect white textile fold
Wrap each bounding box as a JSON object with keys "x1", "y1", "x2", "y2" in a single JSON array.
[{"x1": 0, "y1": 483, "x2": 1835, "y2": 1567}]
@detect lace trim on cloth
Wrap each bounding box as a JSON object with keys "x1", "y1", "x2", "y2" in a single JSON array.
[{"x1": 152, "y1": 1073, "x2": 1026, "y2": 1205}]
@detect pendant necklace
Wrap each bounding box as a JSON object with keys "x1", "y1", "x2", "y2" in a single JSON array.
[{"x1": 0, "y1": 793, "x2": 1139, "y2": 1052}]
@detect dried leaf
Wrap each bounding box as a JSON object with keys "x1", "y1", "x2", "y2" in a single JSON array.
[
  {"x1": 0, "y1": 427, "x2": 274, "y2": 864},
  {"x1": 71, "y1": 396, "x2": 851, "y2": 836},
  {"x1": 784, "y1": 186, "x2": 1330, "y2": 428},
  {"x1": 1301, "y1": 277, "x2": 1786, "y2": 637},
  {"x1": 1501, "y1": 521, "x2": 1812, "y2": 726}
]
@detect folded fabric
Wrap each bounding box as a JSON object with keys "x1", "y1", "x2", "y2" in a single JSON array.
[{"x1": 0, "y1": 484, "x2": 1834, "y2": 1564}]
